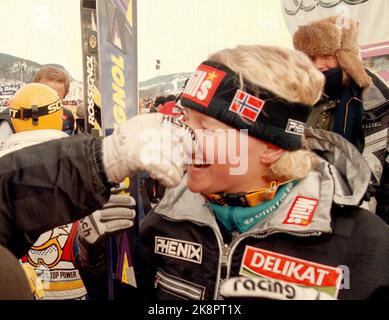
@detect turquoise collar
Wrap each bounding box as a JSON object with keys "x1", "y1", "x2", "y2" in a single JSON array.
[{"x1": 209, "y1": 181, "x2": 298, "y2": 233}]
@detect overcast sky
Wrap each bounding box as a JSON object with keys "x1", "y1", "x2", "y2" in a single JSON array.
[{"x1": 0, "y1": 0, "x2": 292, "y2": 81}]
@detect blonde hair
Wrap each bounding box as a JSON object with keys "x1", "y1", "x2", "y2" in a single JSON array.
[
  {"x1": 208, "y1": 45, "x2": 324, "y2": 180},
  {"x1": 265, "y1": 138, "x2": 318, "y2": 182}
]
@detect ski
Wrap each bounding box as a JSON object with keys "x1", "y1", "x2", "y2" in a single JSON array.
[{"x1": 80, "y1": 0, "x2": 139, "y2": 300}]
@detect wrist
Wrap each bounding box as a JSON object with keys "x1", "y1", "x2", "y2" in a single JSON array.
[
  {"x1": 77, "y1": 234, "x2": 107, "y2": 267},
  {"x1": 94, "y1": 136, "x2": 117, "y2": 188}
]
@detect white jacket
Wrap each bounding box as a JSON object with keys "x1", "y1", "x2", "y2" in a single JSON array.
[
  {"x1": 0, "y1": 121, "x2": 13, "y2": 151},
  {"x1": 0, "y1": 130, "x2": 68, "y2": 156}
]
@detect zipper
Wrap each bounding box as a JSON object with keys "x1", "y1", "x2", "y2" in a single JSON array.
[
  {"x1": 217, "y1": 244, "x2": 231, "y2": 300},
  {"x1": 154, "y1": 270, "x2": 205, "y2": 300},
  {"x1": 343, "y1": 96, "x2": 363, "y2": 134},
  {"x1": 215, "y1": 206, "x2": 235, "y2": 299},
  {"x1": 158, "y1": 213, "x2": 226, "y2": 300},
  {"x1": 343, "y1": 99, "x2": 350, "y2": 135}
]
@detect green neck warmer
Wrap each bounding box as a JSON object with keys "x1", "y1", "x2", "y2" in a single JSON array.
[{"x1": 209, "y1": 181, "x2": 298, "y2": 233}]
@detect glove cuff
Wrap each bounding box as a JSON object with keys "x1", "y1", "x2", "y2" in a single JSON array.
[
  {"x1": 92, "y1": 137, "x2": 116, "y2": 190},
  {"x1": 76, "y1": 235, "x2": 107, "y2": 271}
]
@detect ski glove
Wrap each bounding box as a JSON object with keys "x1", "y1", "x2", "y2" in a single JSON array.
[
  {"x1": 78, "y1": 194, "x2": 136, "y2": 244},
  {"x1": 220, "y1": 277, "x2": 335, "y2": 300},
  {"x1": 102, "y1": 113, "x2": 197, "y2": 187}
]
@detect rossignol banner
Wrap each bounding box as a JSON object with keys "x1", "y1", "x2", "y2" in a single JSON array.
[
  {"x1": 96, "y1": 0, "x2": 138, "y2": 294},
  {"x1": 81, "y1": 0, "x2": 139, "y2": 299},
  {"x1": 96, "y1": 0, "x2": 138, "y2": 135},
  {"x1": 81, "y1": 0, "x2": 100, "y2": 134}
]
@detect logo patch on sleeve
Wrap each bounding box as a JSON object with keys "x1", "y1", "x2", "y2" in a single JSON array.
[
  {"x1": 181, "y1": 64, "x2": 226, "y2": 107},
  {"x1": 239, "y1": 246, "x2": 342, "y2": 298},
  {"x1": 285, "y1": 119, "x2": 305, "y2": 136},
  {"x1": 229, "y1": 89, "x2": 265, "y2": 122},
  {"x1": 283, "y1": 196, "x2": 318, "y2": 227},
  {"x1": 154, "y1": 237, "x2": 203, "y2": 264}
]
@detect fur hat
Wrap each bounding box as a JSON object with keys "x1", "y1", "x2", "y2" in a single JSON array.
[{"x1": 293, "y1": 16, "x2": 372, "y2": 88}]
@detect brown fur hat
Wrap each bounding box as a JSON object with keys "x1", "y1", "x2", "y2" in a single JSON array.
[{"x1": 293, "y1": 16, "x2": 372, "y2": 88}]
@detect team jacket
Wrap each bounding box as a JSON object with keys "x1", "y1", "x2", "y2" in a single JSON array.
[
  {"x1": 140, "y1": 129, "x2": 389, "y2": 300},
  {"x1": 0, "y1": 134, "x2": 111, "y2": 259}
]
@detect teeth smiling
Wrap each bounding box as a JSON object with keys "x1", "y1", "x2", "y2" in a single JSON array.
[
  {"x1": 193, "y1": 163, "x2": 210, "y2": 168},
  {"x1": 192, "y1": 157, "x2": 207, "y2": 166}
]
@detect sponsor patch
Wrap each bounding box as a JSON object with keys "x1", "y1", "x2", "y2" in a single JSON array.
[
  {"x1": 182, "y1": 64, "x2": 226, "y2": 107},
  {"x1": 229, "y1": 89, "x2": 265, "y2": 122},
  {"x1": 48, "y1": 101, "x2": 63, "y2": 114},
  {"x1": 285, "y1": 119, "x2": 305, "y2": 136},
  {"x1": 155, "y1": 237, "x2": 203, "y2": 264},
  {"x1": 239, "y1": 246, "x2": 342, "y2": 298},
  {"x1": 283, "y1": 196, "x2": 318, "y2": 227}
]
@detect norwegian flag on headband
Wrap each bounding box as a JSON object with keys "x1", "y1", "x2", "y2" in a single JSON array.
[{"x1": 229, "y1": 89, "x2": 265, "y2": 122}]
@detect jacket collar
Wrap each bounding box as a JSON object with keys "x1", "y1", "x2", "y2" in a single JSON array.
[{"x1": 155, "y1": 171, "x2": 333, "y2": 236}]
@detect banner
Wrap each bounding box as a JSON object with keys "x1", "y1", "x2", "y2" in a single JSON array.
[
  {"x1": 281, "y1": 0, "x2": 389, "y2": 46},
  {"x1": 0, "y1": 83, "x2": 21, "y2": 97},
  {"x1": 96, "y1": 0, "x2": 138, "y2": 135},
  {"x1": 95, "y1": 0, "x2": 139, "y2": 295},
  {"x1": 80, "y1": 0, "x2": 139, "y2": 300},
  {"x1": 80, "y1": 0, "x2": 101, "y2": 134}
]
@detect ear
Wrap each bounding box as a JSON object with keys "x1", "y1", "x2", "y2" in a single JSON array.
[{"x1": 259, "y1": 143, "x2": 285, "y2": 165}]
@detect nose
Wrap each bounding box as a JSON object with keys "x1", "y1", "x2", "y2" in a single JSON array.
[{"x1": 312, "y1": 56, "x2": 328, "y2": 72}]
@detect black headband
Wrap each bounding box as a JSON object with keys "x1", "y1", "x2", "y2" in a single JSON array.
[{"x1": 179, "y1": 60, "x2": 312, "y2": 151}]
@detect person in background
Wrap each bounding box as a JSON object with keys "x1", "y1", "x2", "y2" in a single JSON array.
[
  {"x1": 150, "y1": 95, "x2": 166, "y2": 113},
  {"x1": 33, "y1": 66, "x2": 75, "y2": 135},
  {"x1": 157, "y1": 94, "x2": 184, "y2": 118},
  {"x1": 0, "y1": 83, "x2": 87, "y2": 299},
  {"x1": 293, "y1": 16, "x2": 389, "y2": 218},
  {"x1": 0, "y1": 66, "x2": 76, "y2": 148},
  {"x1": 143, "y1": 94, "x2": 185, "y2": 210}
]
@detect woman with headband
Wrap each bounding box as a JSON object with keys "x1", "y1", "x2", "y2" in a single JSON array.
[{"x1": 140, "y1": 45, "x2": 389, "y2": 300}]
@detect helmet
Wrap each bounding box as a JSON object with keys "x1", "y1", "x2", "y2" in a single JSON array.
[{"x1": 9, "y1": 83, "x2": 63, "y2": 133}]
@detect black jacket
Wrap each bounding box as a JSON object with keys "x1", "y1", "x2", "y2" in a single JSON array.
[
  {"x1": 363, "y1": 70, "x2": 389, "y2": 221},
  {"x1": 140, "y1": 129, "x2": 389, "y2": 300},
  {"x1": 0, "y1": 134, "x2": 111, "y2": 258},
  {"x1": 308, "y1": 70, "x2": 389, "y2": 218}
]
